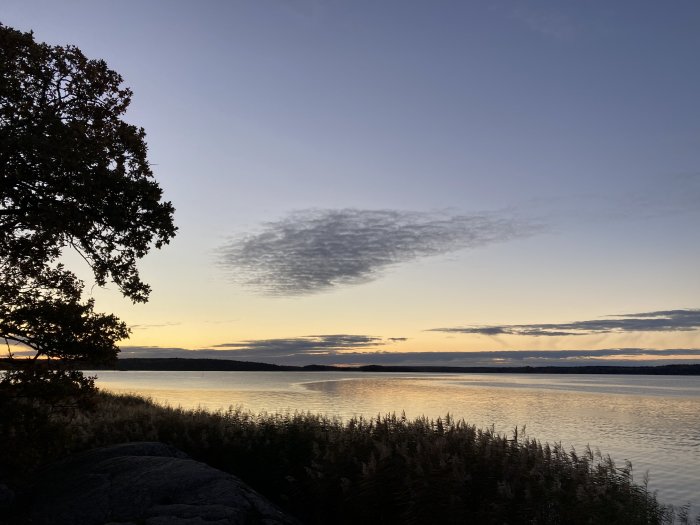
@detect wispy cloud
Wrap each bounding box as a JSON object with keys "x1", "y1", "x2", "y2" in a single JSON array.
[
  {"x1": 429, "y1": 309, "x2": 700, "y2": 337},
  {"x1": 313, "y1": 348, "x2": 700, "y2": 367},
  {"x1": 119, "y1": 334, "x2": 403, "y2": 361},
  {"x1": 219, "y1": 209, "x2": 536, "y2": 296},
  {"x1": 212, "y1": 334, "x2": 390, "y2": 357},
  {"x1": 118, "y1": 345, "x2": 700, "y2": 367},
  {"x1": 129, "y1": 322, "x2": 181, "y2": 331}
]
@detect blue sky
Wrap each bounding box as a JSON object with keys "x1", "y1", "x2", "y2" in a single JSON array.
[{"x1": 3, "y1": 1, "x2": 700, "y2": 365}]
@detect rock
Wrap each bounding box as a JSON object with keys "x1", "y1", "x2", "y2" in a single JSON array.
[{"x1": 26, "y1": 442, "x2": 300, "y2": 525}]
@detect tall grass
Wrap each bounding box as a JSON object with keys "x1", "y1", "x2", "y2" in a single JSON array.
[{"x1": 1, "y1": 391, "x2": 693, "y2": 524}]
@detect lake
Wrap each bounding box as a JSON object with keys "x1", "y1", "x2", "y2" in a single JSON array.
[{"x1": 94, "y1": 371, "x2": 700, "y2": 511}]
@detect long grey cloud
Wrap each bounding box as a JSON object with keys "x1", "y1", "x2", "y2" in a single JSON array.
[
  {"x1": 219, "y1": 209, "x2": 535, "y2": 296},
  {"x1": 211, "y1": 334, "x2": 392, "y2": 357},
  {"x1": 118, "y1": 334, "x2": 398, "y2": 361},
  {"x1": 118, "y1": 346, "x2": 700, "y2": 367},
  {"x1": 429, "y1": 309, "x2": 700, "y2": 337}
]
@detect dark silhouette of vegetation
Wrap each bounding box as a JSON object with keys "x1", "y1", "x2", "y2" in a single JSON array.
[
  {"x1": 0, "y1": 23, "x2": 175, "y2": 396},
  {"x1": 12, "y1": 357, "x2": 696, "y2": 375},
  {"x1": 3, "y1": 391, "x2": 694, "y2": 524}
]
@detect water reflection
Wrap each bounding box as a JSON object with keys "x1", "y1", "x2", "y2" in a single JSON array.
[{"x1": 95, "y1": 371, "x2": 700, "y2": 509}]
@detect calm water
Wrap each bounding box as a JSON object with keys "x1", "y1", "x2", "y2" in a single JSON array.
[{"x1": 94, "y1": 371, "x2": 700, "y2": 510}]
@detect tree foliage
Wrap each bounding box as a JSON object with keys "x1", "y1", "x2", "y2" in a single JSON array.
[
  {"x1": 0, "y1": 23, "x2": 176, "y2": 370},
  {"x1": 1, "y1": 261, "x2": 128, "y2": 362}
]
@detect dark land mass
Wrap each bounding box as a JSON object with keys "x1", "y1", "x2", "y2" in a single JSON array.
[
  {"x1": 2, "y1": 358, "x2": 699, "y2": 374},
  {"x1": 3, "y1": 357, "x2": 696, "y2": 375},
  {"x1": 350, "y1": 363, "x2": 700, "y2": 375}
]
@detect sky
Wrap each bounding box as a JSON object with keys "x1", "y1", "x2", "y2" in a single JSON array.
[{"x1": 3, "y1": 0, "x2": 700, "y2": 366}]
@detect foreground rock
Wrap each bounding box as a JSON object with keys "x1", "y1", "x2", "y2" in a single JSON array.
[{"x1": 26, "y1": 442, "x2": 300, "y2": 525}]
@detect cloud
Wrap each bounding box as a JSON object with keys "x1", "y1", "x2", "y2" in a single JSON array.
[
  {"x1": 117, "y1": 334, "x2": 400, "y2": 361},
  {"x1": 118, "y1": 345, "x2": 700, "y2": 367},
  {"x1": 129, "y1": 322, "x2": 181, "y2": 331},
  {"x1": 211, "y1": 334, "x2": 388, "y2": 357},
  {"x1": 219, "y1": 209, "x2": 535, "y2": 296},
  {"x1": 429, "y1": 309, "x2": 700, "y2": 337},
  {"x1": 316, "y1": 348, "x2": 700, "y2": 367}
]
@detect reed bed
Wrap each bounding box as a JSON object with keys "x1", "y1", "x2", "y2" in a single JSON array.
[{"x1": 1, "y1": 390, "x2": 695, "y2": 524}]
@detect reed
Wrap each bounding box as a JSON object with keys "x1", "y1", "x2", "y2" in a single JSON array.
[{"x1": 1, "y1": 391, "x2": 694, "y2": 524}]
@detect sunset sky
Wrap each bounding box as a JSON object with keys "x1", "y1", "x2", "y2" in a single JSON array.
[{"x1": 4, "y1": 1, "x2": 700, "y2": 366}]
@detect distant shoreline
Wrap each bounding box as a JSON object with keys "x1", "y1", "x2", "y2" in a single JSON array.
[
  {"x1": 3, "y1": 357, "x2": 699, "y2": 374},
  {"x1": 80, "y1": 358, "x2": 700, "y2": 375}
]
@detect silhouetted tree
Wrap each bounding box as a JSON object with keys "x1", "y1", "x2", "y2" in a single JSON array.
[{"x1": 0, "y1": 23, "x2": 176, "y2": 392}]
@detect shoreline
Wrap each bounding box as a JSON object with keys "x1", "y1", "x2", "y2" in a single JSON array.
[{"x1": 81, "y1": 357, "x2": 700, "y2": 375}]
